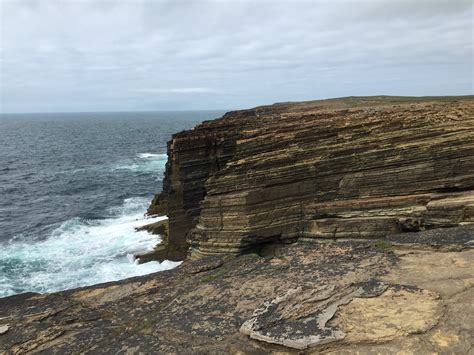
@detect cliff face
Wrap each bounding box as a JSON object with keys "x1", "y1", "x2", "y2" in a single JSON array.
[{"x1": 149, "y1": 96, "x2": 474, "y2": 257}]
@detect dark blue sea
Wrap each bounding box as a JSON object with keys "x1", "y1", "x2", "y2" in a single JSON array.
[{"x1": 0, "y1": 111, "x2": 224, "y2": 298}]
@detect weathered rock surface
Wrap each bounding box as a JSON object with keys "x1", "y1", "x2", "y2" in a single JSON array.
[
  {"x1": 134, "y1": 220, "x2": 188, "y2": 263},
  {"x1": 0, "y1": 226, "x2": 472, "y2": 353},
  {"x1": 148, "y1": 96, "x2": 474, "y2": 257}
]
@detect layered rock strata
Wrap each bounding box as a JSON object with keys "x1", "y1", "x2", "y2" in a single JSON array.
[{"x1": 149, "y1": 96, "x2": 474, "y2": 257}]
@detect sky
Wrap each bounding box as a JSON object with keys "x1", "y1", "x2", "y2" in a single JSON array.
[{"x1": 0, "y1": 0, "x2": 472, "y2": 113}]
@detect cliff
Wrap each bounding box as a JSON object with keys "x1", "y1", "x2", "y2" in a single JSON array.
[{"x1": 148, "y1": 96, "x2": 474, "y2": 258}]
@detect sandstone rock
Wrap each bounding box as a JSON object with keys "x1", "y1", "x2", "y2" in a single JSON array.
[
  {"x1": 335, "y1": 286, "x2": 441, "y2": 343},
  {"x1": 134, "y1": 219, "x2": 189, "y2": 262},
  {"x1": 181, "y1": 256, "x2": 224, "y2": 274},
  {"x1": 387, "y1": 223, "x2": 474, "y2": 250},
  {"x1": 135, "y1": 242, "x2": 188, "y2": 263},
  {"x1": 148, "y1": 96, "x2": 474, "y2": 257},
  {"x1": 135, "y1": 219, "x2": 168, "y2": 237},
  {"x1": 0, "y1": 324, "x2": 8, "y2": 335},
  {"x1": 240, "y1": 281, "x2": 389, "y2": 350}
]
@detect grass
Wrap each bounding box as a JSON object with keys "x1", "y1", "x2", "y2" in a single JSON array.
[
  {"x1": 126, "y1": 318, "x2": 156, "y2": 335},
  {"x1": 199, "y1": 268, "x2": 228, "y2": 283},
  {"x1": 372, "y1": 239, "x2": 393, "y2": 251},
  {"x1": 446, "y1": 245, "x2": 463, "y2": 252},
  {"x1": 341, "y1": 95, "x2": 473, "y2": 108},
  {"x1": 244, "y1": 252, "x2": 261, "y2": 259}
]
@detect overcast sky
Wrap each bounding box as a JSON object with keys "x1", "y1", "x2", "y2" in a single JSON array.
[{"x1": 0, "y1": 0, "x2": 472, "y2": 113}]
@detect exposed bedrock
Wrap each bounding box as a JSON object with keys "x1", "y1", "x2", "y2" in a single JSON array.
[
  {"x1": 148, "y1": 96, "x2": 474, "y2": 257},
  {"x1": 2, "y1": 228, "x2": 473, "y2": 353}
]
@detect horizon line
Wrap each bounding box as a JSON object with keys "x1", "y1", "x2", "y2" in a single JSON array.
[
  {"x1": 0, "y1": 108, "x2": 234, "y2": 115},
  {"x1": 1, "y1": 93, "x2": 473, "y2": 115}
]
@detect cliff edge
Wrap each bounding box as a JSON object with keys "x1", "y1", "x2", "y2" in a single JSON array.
[{"x1": 148, "y1": 96, "x2": 474, "y2": 258}]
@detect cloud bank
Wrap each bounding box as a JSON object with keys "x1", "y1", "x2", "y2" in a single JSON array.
[{"x1": 0, "y1": 0, "x2": 472, "y2": 113}]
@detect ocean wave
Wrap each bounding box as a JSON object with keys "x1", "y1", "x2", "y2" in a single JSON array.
[
  {"x1": 64, "y1": 153, "x2": 168, "y2": 177},
  {"x1": 0, "y1": 197, "x2": 179, "y2": 298},
  {"x1": 112, "y1": 153, "x2": 167, "y2": 176},
  {"x1": 137, "y1": 153, "x2": 167, "y2": 159}
]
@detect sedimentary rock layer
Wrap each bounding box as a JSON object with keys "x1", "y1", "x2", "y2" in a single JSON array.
[{"x1": 149, "y1": 96, "x2": 474, "y2": 256}]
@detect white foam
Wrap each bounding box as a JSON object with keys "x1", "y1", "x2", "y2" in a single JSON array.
[
  {"x1": 0, "y1": 197, "x2": 180, "y2": 298},
  {"x1": 113, "y1": 153, "x2": 168, "y2": 176},
  {"x1": 137, "y1": 153, "x2": 166, "y2": 159}
]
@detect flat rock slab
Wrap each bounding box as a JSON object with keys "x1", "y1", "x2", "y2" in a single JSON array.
[
  {"x1": 388, "y1": 224, "x2": 474, "y2": 249},
  {"x1": 335, "y1": 286, "x2": 441, "y2": 342},
  {"x1": 240, "y1": 281, "x2": 389, "y2": 349},
  {"x1": 182, "y1": 256, "x2": 225, "y2": 274},
  {"x1": 0, "y1": 324, "x2": 8, "y2": 335}
]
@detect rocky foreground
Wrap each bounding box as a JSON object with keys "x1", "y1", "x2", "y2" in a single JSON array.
[{"x1": 0, "y1": 227, "x2": 473, "y2": 353}]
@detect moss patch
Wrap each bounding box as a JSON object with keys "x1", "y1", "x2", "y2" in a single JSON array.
[
  {"x1": 372, "y1": 239, "x2": 393, "y2": 251},
  {"x1": 200, "y1": 268, "x2": 228, "y2": 283}
]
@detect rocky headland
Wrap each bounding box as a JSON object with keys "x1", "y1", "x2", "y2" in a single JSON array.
[
  {"x1": 1, "y1": 96, "x2": 473, "y2": 354},
  {"x1": 148, "y1": 95, "x2": 474, "y2": 259}
]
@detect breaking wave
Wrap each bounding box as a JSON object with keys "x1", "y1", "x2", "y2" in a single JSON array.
[
  {"x1": 0, "y1": 197, "x2": 179, "y2": 298},
  {"x1": 112, "y1": 153, "x2": 168, "y2": 177}
]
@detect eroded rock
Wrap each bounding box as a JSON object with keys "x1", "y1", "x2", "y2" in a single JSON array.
[
  {"x1": 148, "y1": 96, "x2": 474, "y2": 257},
  {"x1": 334, "y1": 286, "x2": 441, "y2": 343}
]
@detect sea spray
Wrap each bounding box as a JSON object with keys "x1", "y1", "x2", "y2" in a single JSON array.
[
  {"x1": 113, "y1": 153, "x2": 168, "y2": 177},
  {"x1": 0, "y1": 197, "x2": 179, "y2": 298}
]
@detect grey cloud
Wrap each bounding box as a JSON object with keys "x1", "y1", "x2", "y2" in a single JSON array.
[
  {"x1": 0, "y1": 0, "x2": 472, "y2": 113},
  {"x1": 135, "y1": 87, "x2": 219, "y2": 94}
]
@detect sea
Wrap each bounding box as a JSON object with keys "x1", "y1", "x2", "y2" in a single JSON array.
[{"x1": 0, "y1": 110, "x2": 224, "y2": 298}]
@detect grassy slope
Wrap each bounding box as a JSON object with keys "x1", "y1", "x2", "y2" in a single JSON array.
[{"x1": 265, "y1": 95, "x2": 474, "y2": 113}]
